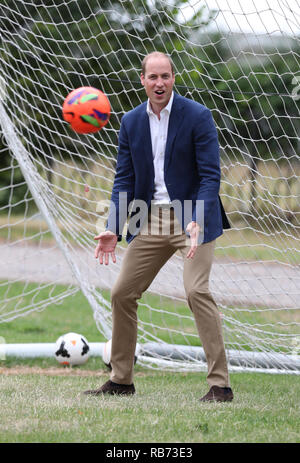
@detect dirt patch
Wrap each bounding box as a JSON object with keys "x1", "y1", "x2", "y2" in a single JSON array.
[
  {"x1": 0, "y1": 365, "x2": 108, "y2": 377},
  {"x1": 0, "y1": 365, "x2": 148, "y2": 377}
]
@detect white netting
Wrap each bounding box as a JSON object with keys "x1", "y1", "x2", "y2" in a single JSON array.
[{"x1": 0, "y1": 0, "x2": 299, "y2": 373}]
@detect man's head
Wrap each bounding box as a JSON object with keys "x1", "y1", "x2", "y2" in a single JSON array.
[{"x1": 141, "y1": 52, "x2": 175, "y2": 114}]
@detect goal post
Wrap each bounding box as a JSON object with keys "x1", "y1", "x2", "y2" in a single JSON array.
[{"x1": 0, "y1": 0, "x2": 299, "y2": 374}]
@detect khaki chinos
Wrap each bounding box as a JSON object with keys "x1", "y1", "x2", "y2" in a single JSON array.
[{"x1": 110, "y1": 205, "x2": 230, "y2": 388}]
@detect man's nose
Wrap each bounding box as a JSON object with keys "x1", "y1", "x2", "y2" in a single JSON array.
[{"x1": 156, "y1": 77, "x2": 164, "y2": 86}]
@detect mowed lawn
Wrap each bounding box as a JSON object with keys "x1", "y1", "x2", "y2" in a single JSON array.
[
  {"x1": 0, "y1": 282, "x2": 299, "y2": 443},
  {"x1": 0, "y1": 367, "x2": 299, "y2": 443}
]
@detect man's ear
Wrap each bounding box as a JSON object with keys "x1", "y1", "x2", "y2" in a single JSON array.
[{"x1": 140, "y1": 73, "x2": 145, "y2": 86}]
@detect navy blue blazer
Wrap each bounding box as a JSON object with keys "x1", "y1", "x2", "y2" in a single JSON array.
[{"x1": 106, "y1": 92, "x2": 230, "y2": 244}]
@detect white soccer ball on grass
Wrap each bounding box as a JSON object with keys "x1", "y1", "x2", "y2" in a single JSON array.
[
  {"x1": 102, "y1": 338, "x2": 140, "y2": 370},
  {"x1": 55, "y1": 332, "x2": 90, "y2": 366}
]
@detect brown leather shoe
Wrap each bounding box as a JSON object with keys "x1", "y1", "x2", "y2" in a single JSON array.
[
  {"x1": 83, "y1": 380, "x2": 135, "y2": 396},
  {"x1": 200, "y1": 386, "x2": 233, "y2": 402}
]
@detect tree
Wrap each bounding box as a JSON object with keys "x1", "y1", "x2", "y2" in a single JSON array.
[{"x1": 0, "y1": 0, "x2": 213, "y2": 210}]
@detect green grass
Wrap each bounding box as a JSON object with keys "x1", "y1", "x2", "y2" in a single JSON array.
[
  {"x1": 0, "y1": 283, "x2": 102, "y2": 344},
  {"x1": 0, "y1": 369, "x2": 299, "y2": 443},
  {"x1": 216, "y1": 227, "x2": 300, "y2": 265},
  {"x1": 0, "y1": 281, "x2": 197, "y2": 346},
  {"x1": 0, "y1": 281, "x2": 299, "y2": 442}
]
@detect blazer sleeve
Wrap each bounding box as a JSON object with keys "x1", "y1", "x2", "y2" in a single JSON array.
[
  {"x1": 106, "y1": 118, "x2": 135, "y2": 240},
  {"x1": 192, "y1": 108, "x2": 221, "y2": 222}
]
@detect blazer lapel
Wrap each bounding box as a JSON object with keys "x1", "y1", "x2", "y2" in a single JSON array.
[
  {"x1": 164, "y1": 93, "x2": 184, "y2": 173},
  {"x1": 139, "y1": 106, "x2": 154, "y2": 173}
]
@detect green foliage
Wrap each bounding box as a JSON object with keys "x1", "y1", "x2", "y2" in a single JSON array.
[
  {"x1": 0, "y1": 0, "x2": 210, "y2": 210},
  {"x1": 181, "y1": 31, "x2": 300, "y2": 160},
  {"x1": 0, "y1": 2, "x2": 299, "y2": 220},
  {"x1": 0, "y1": 154, "x2": 35, "y2": 215}
]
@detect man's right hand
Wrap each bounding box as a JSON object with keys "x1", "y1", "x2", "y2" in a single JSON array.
[{"x1": 94, "y1": 231, "x2": 118, "y2": 265}]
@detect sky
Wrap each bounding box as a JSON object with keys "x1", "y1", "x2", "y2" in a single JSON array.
[{"x1": 183, "y1": 0, "x2": 300, "y2": 35}]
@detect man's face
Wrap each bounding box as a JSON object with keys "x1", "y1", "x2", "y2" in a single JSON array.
[{"x1": 141, "y1": 56, "x2": 175, "y2": 111}]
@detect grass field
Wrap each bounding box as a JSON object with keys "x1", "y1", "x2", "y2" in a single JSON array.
[
  {"x1": 0, "y1": 366, "x2": 299, "y2": 443},
  {"x1": 0, "y1": 283, "x2": 299, "y2": 443}
]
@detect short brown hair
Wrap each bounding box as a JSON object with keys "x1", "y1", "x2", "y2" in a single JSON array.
[{"x1": 141, "y1": 52, "x2": 175, "y2": 76}]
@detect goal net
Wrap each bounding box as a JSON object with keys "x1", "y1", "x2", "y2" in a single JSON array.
[{"x1": 0, "y1": 0, "x2": 299, "y2": 374}]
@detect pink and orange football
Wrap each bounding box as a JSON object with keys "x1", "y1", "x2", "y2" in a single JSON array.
[{"x1": 62, "y1": 86, "x2": 110, "y2": 134}]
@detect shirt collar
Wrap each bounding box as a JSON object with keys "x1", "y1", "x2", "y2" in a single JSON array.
[{"x1": 146, "y1": 91, "x2": 174, "y2": 116}]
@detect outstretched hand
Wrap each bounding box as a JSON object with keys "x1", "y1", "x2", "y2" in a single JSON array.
[
  {"x1": 186, "y1": 221, "x2": 201, "y2": 259},
  {"x1": 94, "y1": 231, "x2": 118, "y2": 265}
]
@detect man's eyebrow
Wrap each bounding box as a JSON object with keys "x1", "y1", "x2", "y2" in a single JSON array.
[{"x1": 148, "y1": 72, "x2": 171, "y2": 77}]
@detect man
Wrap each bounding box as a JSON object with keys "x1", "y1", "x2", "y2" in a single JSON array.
[{"x1": 84, "y1": 52, "x2": 233, "y2": 402}]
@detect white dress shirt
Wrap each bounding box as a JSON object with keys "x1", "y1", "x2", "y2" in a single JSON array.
[{"x1": 146, "y1": 91, "x2": 174, "y2": 205}]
